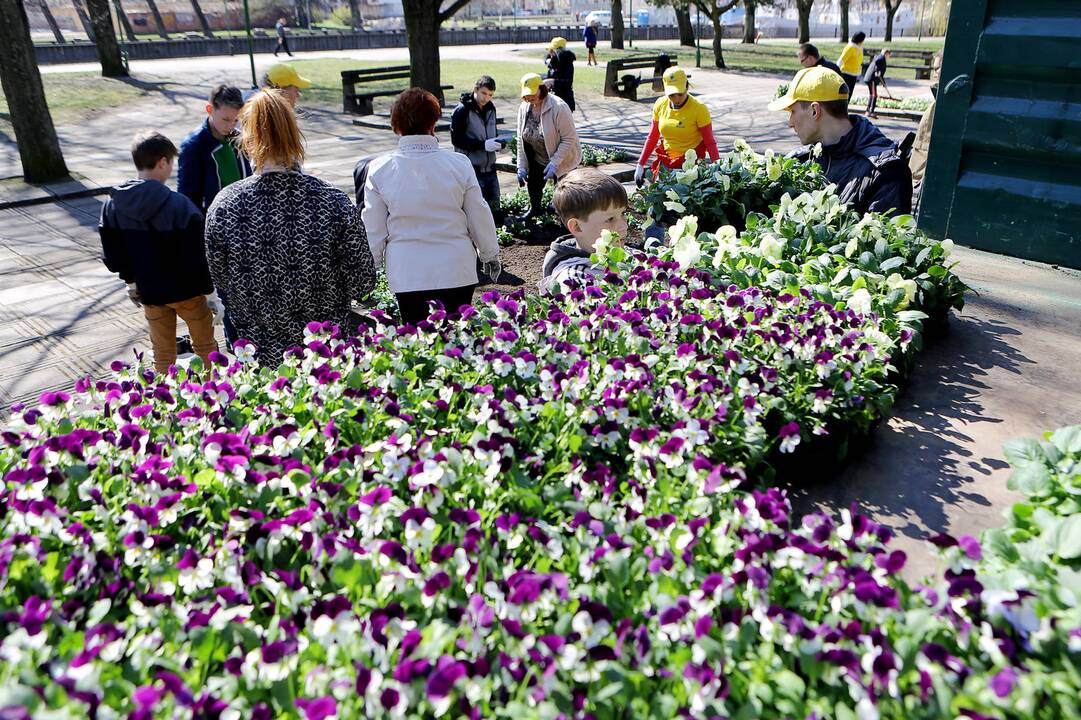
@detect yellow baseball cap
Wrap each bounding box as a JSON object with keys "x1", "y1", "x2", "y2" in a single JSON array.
[
  {"x1": 520, "y1": 73, "x2": 543, "y2": 98},
  {"x1": 266, "y1": 63, "x2": 312, "y2": 89},
  {"x1": 662, "y1": 66, "x2": 688, "y2": 95},
  {"x1": 768, "y1": 66, "x2": 849, "y2": 111},
  {"x1": 548, "y1": 36, "x2": 567, "y2": 50}
]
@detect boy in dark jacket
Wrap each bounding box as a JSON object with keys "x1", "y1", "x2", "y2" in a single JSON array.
[
  {"x1": 450, "y1": 76, "x2": 504, "y2": 218},
  {"x1": 100, "y1": 131, "x2": 217, "y2": 374},
  {"x1": 770, "y1": 66, "x2": 912, "y2": 217},
  {"x1": 177, "y1": 84, "x2": 251, "y2": 215}
]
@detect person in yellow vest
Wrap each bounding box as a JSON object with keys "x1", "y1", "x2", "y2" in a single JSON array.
[
  {"x1": 633, "y1": 67, "x2": 719, "y2": 187},
  {"x1": 836, "y1": 31, "x2": 866, "y2": 98}
]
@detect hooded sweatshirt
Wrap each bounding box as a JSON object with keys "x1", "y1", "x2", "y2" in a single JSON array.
[
  {"x1": 791, "y1": 115, "x2": 912, "y2": 217},
  {"x1": 450, "y1": 91, "x2": 499, "y2": 174},
  {"x1": 540, "y1": 235, "x2": 598, "y2": 294},
  {"x1": 99, "y1": 179, "x2": 213, "y2": 306}
]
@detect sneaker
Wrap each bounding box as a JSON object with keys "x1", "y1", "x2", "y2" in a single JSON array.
[{"x1": 176, "y1": 335, "x2": 193, "y2": 356}]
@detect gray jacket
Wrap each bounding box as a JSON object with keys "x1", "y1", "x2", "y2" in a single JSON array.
[{"x1": 450, "y1": 92, "x2": 498, "y2": 174}]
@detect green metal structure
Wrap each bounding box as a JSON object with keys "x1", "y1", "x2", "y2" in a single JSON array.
[{"x1": 919, "y1": 0, "x2": 1081, "y2": 269}]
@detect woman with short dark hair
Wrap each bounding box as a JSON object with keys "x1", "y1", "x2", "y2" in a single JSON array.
[
  {"x1": 204, "y1": 90, "x2": 375, "y2": 364},
  {"x1": 362, "y1": 88, "x2": 502, "y2": 326}
]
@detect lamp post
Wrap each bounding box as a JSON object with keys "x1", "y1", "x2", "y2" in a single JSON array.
[
  {"x1": 628, "y1": 0, "x2": 633, "y2": 48},
  {"x1": 243, "y1": 0, "x2": 256, "y2": 88},
  {"x1": 695, "y1": 3, "x2": 701, "y2": 68}
]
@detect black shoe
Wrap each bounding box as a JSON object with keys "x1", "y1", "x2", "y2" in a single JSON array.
[
  {"x1": 176, "y1": 335, "x2": 193, "y2": 356},
  {"x1": 516, "y1": 210, "x2": 535, "y2": 223}
]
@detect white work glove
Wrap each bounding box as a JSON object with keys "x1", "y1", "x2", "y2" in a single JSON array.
[
  {"x1": 543, "y1": 162, "x2": 557, "y2": 181},
  {"x1": 481, "y1": 259, "x2": 502, "y2": 282},
  {"x1": 517, "y1": 166, "x2": 528, "y2": 185},
  {"x1": 126, "y1": 282, "x2": 142, "y2": 308},
  {"x1": 484, "y1": 138, "x2": 501, "y2": 152},
  {"x1": 634, "y1": 164, "x2": 647, "y2": 187},
  {"x1": 206, "y1": 293, "x2": 225, "y2": 327}
]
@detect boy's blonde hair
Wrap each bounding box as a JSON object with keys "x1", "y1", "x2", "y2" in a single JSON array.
[
  {"x1": 553, "y1": 168, "x2": 628, "y2": 224},
  {"x1": 239, "y1": 89, "x2": 305, "y2": 171}
]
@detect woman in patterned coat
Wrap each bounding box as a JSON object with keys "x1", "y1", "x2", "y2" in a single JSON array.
[{"x1": 205, "y1": 90, "x2": 375, "y2": 364}]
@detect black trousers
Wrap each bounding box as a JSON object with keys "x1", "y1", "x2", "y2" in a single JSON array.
[
  {"x1": 866, "y1": 81, "x2": 879, "y2": 114},
  {"x1": 274, "y1": 37, "x2": 292, "y2": 56},
  {"x1": 395, "y1": 284, "x2": 476, "y2": 325},
  {"x1": 524, "y1": 145, "x2": 548, "y2": 216},
  {"x1": 840, "y1": 73, "x2": 858, "y2": 99}
]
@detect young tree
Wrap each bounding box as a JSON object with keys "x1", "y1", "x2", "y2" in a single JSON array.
[
  {"x1": 838, "y1": 0, "x2": 850, "y2": 42},
  {"x1": 742, "y1": 0, "x2": 755, "y2": 43},
  {"x1": 0, "y1": 0, "x2": 69, "y2": 182},
  {"x1": 883, "y1": 0, "x2": 903, "y2": 41},
  {"x1": 37, "y1": 0, "x2": 66, "y2": 43},
  {"x1": 189, "y1": 0, "x2": 215, "y2": 38},
  {"x1": 610, "y1": 0, "x2": 624, "y2": 49},
  {"x1": 795, "y1": 0, "x2": 814, "y2": 43},
  {"x1": 85, "y1": 0, "x2": 127, "y2": 77},
  {"x1": 401, "y1": 0, "x2": 472, "y2": 102},
  {"x1": 691, "y1": 0, "x2": 740, "y2": 68},
  {"x1": 143, "y1": 0, "x2": 170, "y2": 39},
  {"x1": 349, "y1": 0, "x2": 364, "y2": 28},
  {"x1": 675, "y1": 2, "x2": 695, "y2": 46}
]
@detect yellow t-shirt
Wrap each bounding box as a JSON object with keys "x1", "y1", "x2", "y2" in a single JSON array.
[
  {"x1": 838, "y1": 43, "x2": 862, "y2": 75},
  {"x1": 652, "y1": 94, "x2": 712, "y2": 159}
]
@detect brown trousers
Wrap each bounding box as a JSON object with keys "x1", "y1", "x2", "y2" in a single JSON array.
[{"x1": 143, "y1": 295, "x2": 217, "y2": 374}]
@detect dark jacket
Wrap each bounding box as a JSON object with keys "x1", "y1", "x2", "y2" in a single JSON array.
[
  {"x1": 450, "y1": 92, "x2": 499, "y2": 174},
  {"x1": 863, "y1": 53, "x2": 887, "y2": 84},
  {"x1": 791, "y1": 115, "x2": 912, "y2": 217},
  {"x1": 815, "y1": 56, "x2": 843, "y2": 77},
  {"x1": 99, "y1": 179, "x2": 213, "y2": 306},
  {"x1": 177, "y1": 119, "x2": 252, "y2": 214},
  {"x1": 353, "y1": 156, "x2": 374, "y2": 210},
  {"x1": 546, "y1": 49, "x2": 577, "y2": 111},
  {"x1": 583, "y1": 25, "x2": 597, "y2": 47}
]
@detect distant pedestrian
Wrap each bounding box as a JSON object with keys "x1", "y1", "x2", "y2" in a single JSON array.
[
  {"x1": 798, "y1": 43, "x2": 842, "y2": 77},
  {"x1": 99, "y1": 131, "x2": 216, "y2": 375},
  {"x1": 516, "y1": 74, "x2": 581, "y2": 220},
  {"x1": 863, "y1": 49, "x2": 891, "y2": 118},
  {"x1": 362, "y1": 88, "x2": 502, "y2": 326},
  {"x1": 583, "y1": 20, "x2": 598, "y2": 66},
  {"x1": 274, "y1": 17, "x2": 292, "y2": 57},
  {"x1": 545, "y1": 36, "x2": 576, "y2": 111},
  {"x1": 837, "y1": 31, "x2": 866, "y2": 98},
  {"x1": 451, "y1": 75, "x2": 505, "y2": 220},
  {"x1": 205, "y1": 90, "x2": 376, "y2": 364},
  {"x1": 261, "y1": 64, "x2": 311, "y2": 108}
]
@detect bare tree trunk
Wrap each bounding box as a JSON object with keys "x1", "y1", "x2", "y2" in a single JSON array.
[
  {"x1": 796, "y1": 0, "x2": 813, "y2": 44},
  {"x1": 402, "y1": 0, "x2": 443, "y2": 101},
  {"x1": 883, "y1": 0, "x2": 901, "y2": 41},
  {"x1": 73, "y1": 0, "x2": 97, "y2": 41},
  {"x1": 112, "y1": 0, "x2": 136, "y2": 41},
  {"x1": 38, "y1": 0, "x2": 66, "y2": 42},
  {"x1": 675, "y1": 3, "x2": 695, "y2": 46},
  {"x1": 189, "y1": 0, "x2": 214, "y2": 37},
  {"x1": 839, "y1": 0, "x2": 849, "y2": 42},
  {"x1": 349, "y1": 0, "x2": 363, "y2": 28},
  {"x1": 85, "y1": 0, "x2": 127, "y2": 76},
  {"x1": 610, "y1": 0, "x2": 624, "y2": 49},
  {"x1": 742, "y1": 0, "x2": 755, "y2": 43},
  {"x1": 0, "y1": 0, "x2": 69, "y2": 182},
  {"x1": 711, "y1": 12, "x2": 725, "y2": 68},
  {"x1": 143, "y1": 0, "x2": 169, "y2": 39}
]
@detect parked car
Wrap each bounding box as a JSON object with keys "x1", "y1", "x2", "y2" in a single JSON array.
[{"x1": 584, "y1": 10, "x2": 611, "y2": 26}]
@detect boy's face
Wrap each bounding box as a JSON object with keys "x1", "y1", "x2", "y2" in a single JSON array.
[
  {"x1": 568, "y1": 203, "x2": 628, "y2": 253},
  {"x1": 475, "y1": 87, "x2": 494, "y2": 107},
  {"x1": 207, "y1": 103, "x2": 241, "y2": 137}
]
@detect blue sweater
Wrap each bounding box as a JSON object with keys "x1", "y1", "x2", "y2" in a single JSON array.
[{"x1": 177, "y1": 119, "x2": 252, "y2": 214}]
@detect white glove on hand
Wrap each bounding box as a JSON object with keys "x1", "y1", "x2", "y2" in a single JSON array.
[
  {"x1": 481, "y1": 259, "x2": 502, "y2": 282},
  {"x1": 634, "y1": 164, "x2": 647, "y2": 187},
  {"x1": 484, "y1": 138, "x2": 501, "y2": 152},
  {"x1": 517, "y1": 167, "x2": 528, "y2": 184},
  {"x1": 126, "y1": 282, "x2": 142, "y2": 308},
  {"x1": 206, "y1": 294, "x2": 225, "y2": 327},
  {"x1": 543, "y1": 162, "x2": 557, "y2": 181}
]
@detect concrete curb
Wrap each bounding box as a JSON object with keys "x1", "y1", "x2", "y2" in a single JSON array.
[{"x1": 0, "y1": 184, "x2": 112, "y2": 211}]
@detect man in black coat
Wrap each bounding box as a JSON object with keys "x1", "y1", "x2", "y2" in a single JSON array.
[
  {"x1": 769, "y1": 66, "x2": 912, "y2": 217},
  {"x1": 798, "y1": 43, "x2": 842, "y2": 77}
]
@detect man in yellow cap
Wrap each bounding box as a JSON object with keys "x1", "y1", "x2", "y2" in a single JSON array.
[
  {"x1": 262, "y1": 63, "x2": 312, "y2": 108},
  {"x1": 545, "y1": 36, "x2": 577, "y2": 111},
  {"x1": 769, "y1": 65, "x2": 911, "y2": 217},
  {"x1": 634, "y1": 66, "x2": 719, "y2": 186}
]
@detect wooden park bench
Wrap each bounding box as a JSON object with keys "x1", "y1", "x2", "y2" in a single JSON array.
[
  {"x1": 603, "y1": 53, "x2": 676, "y2": 101},
  {"x1": 341, "y1": 65, "x2": 453, "y2": 116},
  {"x1": 863, "y1": 48, "x2": 935, "y2": 80}
]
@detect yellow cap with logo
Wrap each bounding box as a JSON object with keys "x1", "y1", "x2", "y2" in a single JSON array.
[
  {"x1": 662, "y1": 66, "x2": 688, "y2": 96},
  {"x1": 266, "y1": 63, "x2": 312, "y2": 89},
  {"x1": 768, "y1": 66, "x2": 849, "y2": 111},
  {"x1": 520, "y1": 73, "x2": 543, "y2": 98},
  {"x1": 548, "y1": 36, "x2": 567, "y2": 50}
]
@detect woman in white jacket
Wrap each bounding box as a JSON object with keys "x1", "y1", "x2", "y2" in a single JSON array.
[
  {"x1": 362, "y1": 88, "x2": 502, "y2": 325},
  {"x1": 516, "y1": 74, "x2": 582, "y2": 220}
]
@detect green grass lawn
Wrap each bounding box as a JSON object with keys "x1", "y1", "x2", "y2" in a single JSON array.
[{"x1": 0, "y1": 72, "x2": 152, "y2": 125}]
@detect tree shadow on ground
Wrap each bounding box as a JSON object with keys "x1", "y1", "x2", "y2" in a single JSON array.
[{"x1": 786, "y1": 311, "x2": 1032, "y2": 541}]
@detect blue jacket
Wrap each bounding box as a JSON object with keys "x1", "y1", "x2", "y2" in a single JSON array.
[
  {"x1": 177, "y1": 119, "x2": 251, "y2": 214},
  {"x1": 583, "y1": 26, "x2": 597, "y2": 47}
]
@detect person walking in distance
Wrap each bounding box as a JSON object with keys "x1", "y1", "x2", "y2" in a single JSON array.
[
  {"x1": 583, "y1": 20, "x2": 599, "y2": 67},
  {"x1": 274, "y1": 16, "x2": 293, "y2": 57}
]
